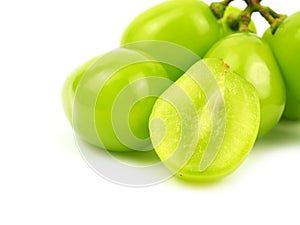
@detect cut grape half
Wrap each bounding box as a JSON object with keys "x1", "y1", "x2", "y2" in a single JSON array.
[{"x1": 149, "y1": 58, "x2": 260, "y2": 181}]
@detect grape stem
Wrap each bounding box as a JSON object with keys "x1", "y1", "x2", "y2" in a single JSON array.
[
  {"x1": 241, "y1": 0, "x2": 287, "y2": 34},
  {"x1": 262, "y1": 6, "x2": 287, "y2": 34},
  {"x1": 210, "y1": 0, "x2": 234, "y2": 19},
  {"x1": 210, "y1": 0, "x2": 287, "y2": 34}
]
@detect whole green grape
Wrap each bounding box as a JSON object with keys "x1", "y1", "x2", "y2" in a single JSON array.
[
  {"x1": 70, "y1": 48, "x2": 172, "y2": 151},
  {"x1": 205, "y1": 33, "x2": 286, "y2": 137},
  {"x1": 263, "y1": 12, "x2": 300, "y2": 119},
  {"x1": 121, "y1": 0, "x2": 223, "y2": 58}
]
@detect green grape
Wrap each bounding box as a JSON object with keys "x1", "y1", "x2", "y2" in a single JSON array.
[
  {"x1": 263, "y1": 12, "x2": 300, "y2": 119},
  {"x1": 283, "y1": 90, "x2": 300, "y2": 120},
  {"x1": 61, "y1": 55, "x2": 102, "y2": 125},
  {"x1": 71, "y1": 48, "x2": 172, "y2": 151},
  {"x1": 205, "y1": 33, "x2": 286, "y2": 137},
  {"x1": 149, "y1": 58, "x2": 260, "y2": 181},
  {"x1": 121, "y1": 0, "x2": 223, "y2": 58}
]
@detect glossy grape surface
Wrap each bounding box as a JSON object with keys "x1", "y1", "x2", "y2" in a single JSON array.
[
  {"x1": 205, "y1": 33, "x2": 286, "y2": 137},
  {"x1": 121, "y1": 0, "x2": 223, "y2": 57},
  {"x1": 67, "y1": 48, "x2": 172, "y2": 151},
  {"x1": 61, "y1": 55, "x2": 102, "y2": 125},
  {"x1": 263, "y1": 12, "x2": 300, "y2": 119}
]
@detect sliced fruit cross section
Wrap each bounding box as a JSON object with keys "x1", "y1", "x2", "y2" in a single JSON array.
[{"x1": 149, "y1": 58, "x2": 260, "y2": 181}]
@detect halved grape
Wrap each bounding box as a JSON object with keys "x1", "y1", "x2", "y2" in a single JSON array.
[{"x1": 149, "y1": 58, "x2": 260, "y2": 181}]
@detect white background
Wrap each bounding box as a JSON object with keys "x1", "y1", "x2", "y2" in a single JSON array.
[{"x1": 1, "y1": 0, "x2": 300, "y2": 224}]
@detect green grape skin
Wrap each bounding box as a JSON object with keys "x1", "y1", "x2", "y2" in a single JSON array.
[
  {"x1": 121, "y1": 0, "x2": 223, "y2": 58},
  {"x1": 61, "y1": 55, "x2": 102, "y2": 125},
  {"x1": 263, "y1": 12, "x2": 300, "y2": 119},
  {"x1": 205, "y1": 33, "x2": 286, "y2": 137},
  {"x1": 282, "y1": 90, "x2": 300, "y2": 120},
  {"x1": 71, "y1": 48, "x2": 172, "y2": 151},
  {"x1": 149, "y1": 58, "x2": 260, "y2": 181}
]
